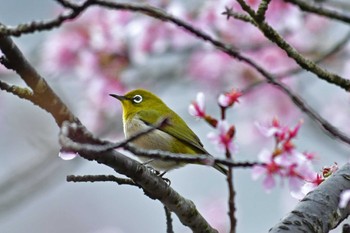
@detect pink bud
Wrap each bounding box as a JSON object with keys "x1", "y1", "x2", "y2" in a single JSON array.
[
  {"x1": 189, "y1": 92, "x2": 206, "y2": 118},
  {"x1": 218, "y1": 89, "x2": 242, "y2": 108}
]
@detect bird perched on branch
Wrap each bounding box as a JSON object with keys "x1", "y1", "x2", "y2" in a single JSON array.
[{"x1": 110, "y1": 89, "x2": 227, "y2": 175}]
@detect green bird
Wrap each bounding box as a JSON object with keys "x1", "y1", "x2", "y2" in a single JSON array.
[{"x1": 110, "y1": 89, "x2": 227, "y2": 175}]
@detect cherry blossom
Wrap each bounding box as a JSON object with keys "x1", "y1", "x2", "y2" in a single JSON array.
[
  {"x1": 292, "y1": 163, "x2": 338, "y2": 199},
  {"x1": 252, "y1": 149, "x2": 281, "y2": 192},
  {"x1": 218, "y1": 89, "x2": 242, "y2": 108},
  {"x1": 189, "y1": 92, "x2": 206, "y2": 118},
  {"x1": 252, "y1": 118, "x2": 316, "y2": 193},
  {"x1": 207, "y1": 120, "x2": 236, "y2": 154}
]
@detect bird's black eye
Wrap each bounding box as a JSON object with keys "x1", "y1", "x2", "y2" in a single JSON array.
[{"x1": 132, "y1": 94, "x2": 143, "y2": 104}]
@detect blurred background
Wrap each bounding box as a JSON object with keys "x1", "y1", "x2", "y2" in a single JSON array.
[{"x1": 1, "y1": 0, "x2": 350, "y2": 232}]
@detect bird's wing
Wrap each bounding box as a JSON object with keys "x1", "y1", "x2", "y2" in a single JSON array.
[{"x1": 137, "y1": 110, "x2": 208, "y2": 154}]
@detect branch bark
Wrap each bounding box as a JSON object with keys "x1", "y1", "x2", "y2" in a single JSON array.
[
  {"x1": 1, "y1": 1, "x2": 350, "y2": 145},
  {"x1": 0, "y1": 35, "x2": 77, "y2": 126},
  {"x1": 59, "y1": 121, "x2": 218, "y2": 233},
  {"x1": 270, "y1": 163, "x2": 350, "y2": 233},
  {"x1": 0, "y1": 25, "x2": 219, "y2": 233}
]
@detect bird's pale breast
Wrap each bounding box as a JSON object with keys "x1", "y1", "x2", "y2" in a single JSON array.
[{"x1": 124, "y1": 117, "x2": 183, "y2": 171}]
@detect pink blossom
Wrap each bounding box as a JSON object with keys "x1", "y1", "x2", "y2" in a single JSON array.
[
  {"x1": 199, "y1": 198, "x2": 229, "y2": 232},
  {"x1": 189, "y1": 92, "x2": 206, "y2": 118},
  {"x1": 291, "y1": 181, "x2": 317, "y2": 200},
  {"x1": 252, "y1": 149, "x2": 281, "y2": 192},
  {"x1": 255, "y1": 120, "x2": 281, "y2": 138},
  {"x1": 188, "y1": 50, "x2": 233, "y2": 82},
  {"x1": 285, "y1": 159, "x2": 314, "y2": 193},
  {"x1": 253, "y1": 118, "x2": 317, "y2": 193},
  {"x1": 207, "y1": 120, "x2": 236, "y2": 154},
  {"x1": 339, "y1": 190, "x2": 350, "y2": 208},
  {"x1": 42, "y1": 7, "x2": 132, "y2": 81},
  {"x1": 291, "y1": 164, "x2": 339, "y2": 200},
  {"x1": 255, "y1": 118, "x2": 302, "y2": 142},
  {"x1": 218, "y1": 89, "x2": 242, "y2": 108}
]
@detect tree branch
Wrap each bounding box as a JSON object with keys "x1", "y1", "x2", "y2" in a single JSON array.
[
  {"x1": 269, "y1": 163, "x2": 350, "y2": 233},
  {"x1": 1, "y1": 1, "x2": 349, "y2": 145},
  {"x1": 242, "y1": 30, "x2": 350, "y2": 95},
  {"x1": 0, "y1": 35, "x2": 77, "y2": 126},
  {"x1": 164, "y1": 206, "x2": 174, "y2": 233},
  {"x1": 256, "y1": 0, "x2": 272, "y2": 22},
  {"x1": 59, "y1": 121, "x2": 219, "y2": 233},
  {"x1": 285, "y1": 0, "x2": 350, "y2": 24},
  {"x1": 66, "y1": 175, "x2": 137, "y2": 186},
  {"x1": 233, "y1": 0, "x2": 350, "y2": 91}
]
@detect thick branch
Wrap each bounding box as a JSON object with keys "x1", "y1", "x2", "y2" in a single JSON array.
[
  {"x1": 242, "y1": 30, "x2": 350, "y2": 95},
  {"x1": 60, "y1": 121, "x2": 218, "y2": 233},
  {"x1": 0, "y1": 35, "x2": 77, "y2": 126},
  {"x1": 233, "y1": 0, "x2": 350, "y2": 91},
  {"x1": 270, "y1": 163, "x2": 350, "y2": 232}
]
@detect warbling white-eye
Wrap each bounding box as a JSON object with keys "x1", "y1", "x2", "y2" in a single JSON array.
[{"x1": 110, "y1": 89, "x2": 227, "y2": 175}]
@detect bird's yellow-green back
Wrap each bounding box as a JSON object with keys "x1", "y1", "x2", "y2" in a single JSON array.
[{"x1": 110, "y1": 89, "x2": 227, "y2": 175}]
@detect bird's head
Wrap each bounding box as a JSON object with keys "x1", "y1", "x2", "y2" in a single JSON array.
[{"x1": 110, "y1": 89, "x2": 167, "y2": 121}]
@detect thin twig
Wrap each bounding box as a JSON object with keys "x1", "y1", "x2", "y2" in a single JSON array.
[
  {"x1": 0, "y1": 80, "x2": 34, "y2": 101},
  {"x1": 164, "y1": 206, "x2": 174, "y2": 233},
  {"x1": 1, "y1": 1, "x2": 350, "y2": 144},
  {"x1": 256, "y1": 0, "x2": 272, "y2": 22},
  {"x1": 234, "y1": 0, "x2": 350, "y2": 91},
  {"x1": 222, "y1": 7, "x2": 254, "y2": 23},
  {"x1": 89, "y1": 0, "x2": 350, "y2": 145},
  {"x1": 67, "y1": 174, "x2": 137, "y2": 186},
  {"x1": 220, "y1": 106, "x2": 236, "y2": 233},
  {"x1": 226, "y1": 149, "x2": 236, "y2": 233},
  {"x1": 60, "y1": 121, "x2": 219, "y2": 233},
  {"x1": 285, "y1": 0, "x2": 350, "y2": 24},
  {"x1": 0, "y1": 36, "x2": 77, "y2": 126},
  {"x1": 242, "y1": 30, "x2": 350, "y2": 95},
  {"x1": 60, "y1": 118, "x2": 169, "y2": 154},
  {"x1": 0, "y1": 2, "x2": 90, "y2": 37}
]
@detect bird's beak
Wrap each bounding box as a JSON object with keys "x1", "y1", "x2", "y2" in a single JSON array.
[{"x1": 109, "y1": 93, "x2": 126, "y2": 101}]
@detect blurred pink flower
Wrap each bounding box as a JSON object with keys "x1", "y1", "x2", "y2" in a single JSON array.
[
  {"x1": 339, "y1": 189, "x2": 350, "y2": 208},
  {"x1": 42, "y1": 7, "x2": 131, "y2": 79},
  {"x1": 292, "y1": 163, "x2": 338, "y2": 199},
  {"x1": 253, "y1": 118, "x2": 316, "y2": 193},
  {"x1": 247, "y1": 46, "x2": 298, "y2": 75},
  {"x1": 207, "y1": 120, "x2": 236, "y2": 154},
  {"x1": 252, "y1": 149, "x2": 279, "y2": 191},
  {"x1": 218, "y1": 89, "x2": 242, "y2": 108},
  {"x1": 41, "y1": 8, "x2": 134, "y2": 131},
  {"x1": 189, "y1": 92, "x2": 206, "y2": 118},
  {"x1": 188, "y1": 50, "x2": 233, "y2": 82},
  {"x1": 199, "y1": 198, "x2": 228, "y2": 233},
  {"x1": 291, "y1": 172, "x2": 323, "y2": 199},
  {"x1": 255, "y1": 118, "x2": 281, "y2": 138}
]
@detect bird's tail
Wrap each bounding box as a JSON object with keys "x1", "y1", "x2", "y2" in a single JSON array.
[{"x1": 214, "y1": 163, "x2": 228, "y2": 176}]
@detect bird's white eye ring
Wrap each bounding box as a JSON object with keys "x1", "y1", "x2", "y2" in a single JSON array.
[{"x1": 132, "y1": 94, "x2": 143, "y2": 104}]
